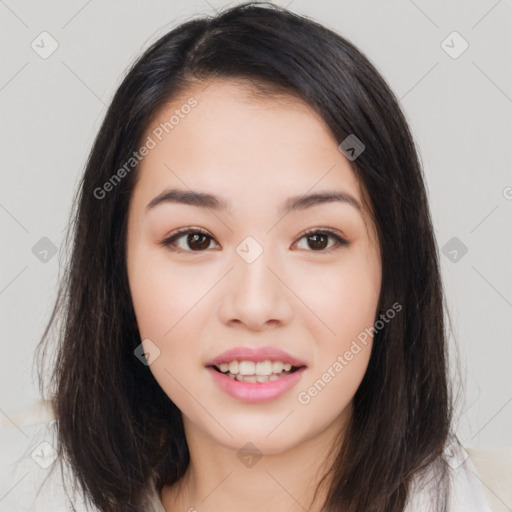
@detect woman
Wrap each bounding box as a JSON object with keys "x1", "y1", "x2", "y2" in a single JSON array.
[{"x1": 37, "y1": 2, "x2": 491, "y2": 511}]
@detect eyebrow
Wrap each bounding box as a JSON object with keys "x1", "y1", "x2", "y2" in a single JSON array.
[{"x1": 146, "y1": 188, "x2": 362, "y2": 215}]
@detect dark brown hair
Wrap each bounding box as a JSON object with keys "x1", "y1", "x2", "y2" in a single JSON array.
[{"x1": 37, "y1": 2, "x2": 452, "y2": 511}]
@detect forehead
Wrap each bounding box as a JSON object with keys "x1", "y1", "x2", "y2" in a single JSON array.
[
  {"x1": 152, "y1": 78, "x2": 339, "y2": 153},
  {"x1": 135, "y1": 79, "x2": 368, "y2": 216}
]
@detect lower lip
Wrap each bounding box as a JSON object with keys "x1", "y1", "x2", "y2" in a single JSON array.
[{"x1": 207, "y1": 366, "x2": 307, "y2": 403}]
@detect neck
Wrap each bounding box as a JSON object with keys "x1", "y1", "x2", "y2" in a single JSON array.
[{"x1": 160, "y1": 412, "x2": 349, "y2": 512}]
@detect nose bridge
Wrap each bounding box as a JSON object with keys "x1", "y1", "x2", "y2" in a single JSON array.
[
  {"x1": 234, "y1": 236, "x2": 280, "y2": 302},
  {"x1": 218, "y1": 235, "x2": 293, "y2": 328}
]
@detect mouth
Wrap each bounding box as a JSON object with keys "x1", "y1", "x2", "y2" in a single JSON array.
[
  {"x1": 205, "y1": 347, "x2": 308, "y2": 402},
  {"x1": 207, "y1": 361, "x2": 305, "y2": 383},
  {"x1": 206, "y1": 361, "x2": 307, "y2": 403}
]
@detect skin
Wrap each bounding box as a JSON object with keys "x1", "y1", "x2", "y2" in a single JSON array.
[{"x1": 126, "y1": 79, "x2": 382, "y2": 512}]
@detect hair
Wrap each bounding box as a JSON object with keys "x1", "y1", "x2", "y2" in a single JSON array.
[{"x1": 36, "y1": 2, "x2": 453, "y2": 511}]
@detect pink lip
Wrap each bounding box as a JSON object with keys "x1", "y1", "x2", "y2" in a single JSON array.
[
  {"x1": 207, "y1": 366, "x2": 307, "y2": 403},
  {"x1": 205, "y1": 346, "x2": 307, "y2": 367}
]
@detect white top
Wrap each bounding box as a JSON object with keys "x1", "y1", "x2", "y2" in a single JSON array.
[{"x1": 404, "y1": 443, "x2": 493, "y2": 512}]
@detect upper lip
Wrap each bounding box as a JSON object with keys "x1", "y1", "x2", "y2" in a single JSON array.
[{"x1": 206, "y1": 346, "x2": 307, "y2": 368}]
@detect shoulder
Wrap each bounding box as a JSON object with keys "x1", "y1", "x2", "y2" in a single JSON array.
[{"x1": 405, "y1": 440, "x2": 493, "y2": 512}]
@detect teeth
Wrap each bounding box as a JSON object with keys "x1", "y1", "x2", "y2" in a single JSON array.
[
  {"x1": 216, "y1": 360, "x2": 297, "y2": 376},
  {"x1": 272, "y1": 361, "x2": 284, "y2": 373},
  {"x1": 239, "y1": 361, "x2": 256, "y2": 375},
  {"x1": 255, "y1": 360, "x2": 273, "y2": 375},
  {"x1": 270, "y1": 362, "x2": 292, "y2": 373},
  {"x1": 226, "y1": 371, "x2": 292, "y2": 383}
]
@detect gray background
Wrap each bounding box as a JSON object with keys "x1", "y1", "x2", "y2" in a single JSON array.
[{"x1": 1, "y1": 0, "x2": 511, "y2": 510}]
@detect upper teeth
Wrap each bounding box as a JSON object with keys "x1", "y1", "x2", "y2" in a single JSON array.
[{"x1": 218, "y1": 360, "x2": 293, "y2": 376}]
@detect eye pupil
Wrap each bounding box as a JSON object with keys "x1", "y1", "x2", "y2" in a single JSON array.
[
  {"x1": 308, "y1": 234, "x2": 328, "y2": 250},
  {"x1": 188, "y1": 233, "x2": 210, "y2": 250}
]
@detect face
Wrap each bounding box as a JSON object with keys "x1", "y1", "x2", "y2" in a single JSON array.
[{"x1": 126, "y1": 79, "x2": 381, "y2": 454}]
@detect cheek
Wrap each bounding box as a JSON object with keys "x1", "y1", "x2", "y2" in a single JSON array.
[
  {"x1": 296, "y1": 345, "x2": 371, "y2": 438},
  {"x1": 128, "y1": 244, "x2": 209, "y2": 338},
  {"x1": 294, "y1": 271, "x2": 377, "y2": 427},
  {"x1": 128, "y1": 246, "x2": 211, "y2": 410},
  {"x1": 293, "y1": 247, "x2": 381, "y2": 346},
  {"x1": 291, "y1": 244, "x2": 380, "y2": 407}
]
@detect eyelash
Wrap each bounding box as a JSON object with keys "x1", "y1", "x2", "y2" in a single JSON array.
[{"x1": 160, "y1": 227, "x2": 349, "y2": 254}]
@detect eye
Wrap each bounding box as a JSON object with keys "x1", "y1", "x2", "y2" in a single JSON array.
[
  {"x1": 293, "y1": 229, "x2": 348, "y2": 252},
  {"x1": 160, "y1": 228, "x2": 220, "y2": 252},
  {"x1": 160, "y1": 227, "x2": 348, "y2": 253}
]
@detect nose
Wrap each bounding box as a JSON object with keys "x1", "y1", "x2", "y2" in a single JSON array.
[{"x1": 217, "y1": 248, "x2": 294, "y2": 331}]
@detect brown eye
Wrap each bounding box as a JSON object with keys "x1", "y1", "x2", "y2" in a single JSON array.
[
  {"x1": 306, "y1": 233, "x2": 329, "y2": 250},
  {"x1": 295, "y1": 229, "x2": 348, "y2": 252},
  {"x1": 161, "y1": 228, "x2": 347, "y2": 254},
  {"x1": 161, "y1": 229, "x2": 220, "y2": 252},
  {"x1": 186, "y1": 233, "x2": 211, "y2": 250}
]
